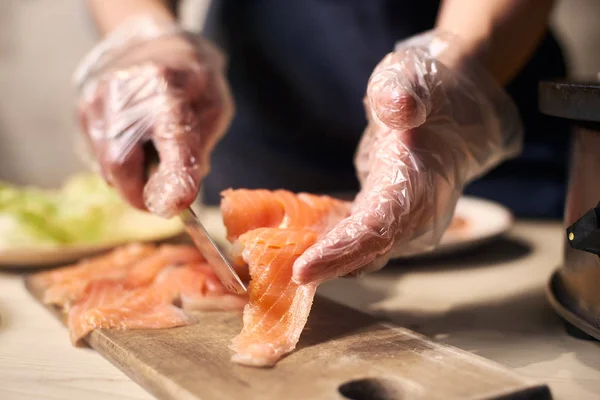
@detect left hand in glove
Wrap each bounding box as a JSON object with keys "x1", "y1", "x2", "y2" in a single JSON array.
[{"x1": 293, "y1": 31, "x2": 523, "y2": 284}]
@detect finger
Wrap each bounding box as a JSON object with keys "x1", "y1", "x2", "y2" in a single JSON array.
[
  {"x1": 144, "y1": 164, "x2": 202, "y2": 217},
  {"x1": 145, "y1": 116, "x2": 204, "y2": 217},
  {"x1": 292, "y1": 179, "x2": 411, "y2": 285},
  {"x1": 145, "y1": 65, "x2": 232, "y2": 218},
  {"x1": 87, "y1": 116, "x2": 147, "y2": 210},
  {"x1": 292, "y1": 209, "x2": 394, "y2": 285},
  {"x1": 79, "y1": 80, "x2": 147, "y2": 210},
  {"x1": 144, "y1": 65, "x2": 205, "y2": 217},
  {"x1": 367, "y1": 50, "x2": 431, "y2": 131},
  {"x1": 103, "y1": 143, "x2": 147, "y2": 210}
]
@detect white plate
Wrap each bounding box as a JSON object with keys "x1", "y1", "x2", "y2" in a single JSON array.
[
  {"x1": 0, "y1": 215, "x2": 185, "y2": 269},
  {"x1": 396, "y1": 196, "x2": 514, "y2": 259}
]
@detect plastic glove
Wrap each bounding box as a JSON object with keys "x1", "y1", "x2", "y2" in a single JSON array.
[
  {"x1": 74, "y1": 16, "x2": 233, "y2": 218},
  {"x1": 293, "y1": 30, "x2": 523, "y2": 284}
]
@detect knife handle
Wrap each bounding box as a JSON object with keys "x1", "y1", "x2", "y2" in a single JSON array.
[{"x1": 143, "y1": 142, "x2": 160, "y2": 180}]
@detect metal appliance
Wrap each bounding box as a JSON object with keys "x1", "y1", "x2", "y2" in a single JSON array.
[{"x1": 539, "y1": 80, "x2": 600, "y2": 338}]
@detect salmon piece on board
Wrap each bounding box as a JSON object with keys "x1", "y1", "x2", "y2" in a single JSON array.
[
  {"x1": 67, "y1": 261, "x2": 247, "y2": 345},
  {"x1": 30, "y1": 244, "x2": 247, "y2": 345},
  {"x1": 221, "y1": 189, "x2": 350, "y2": 367}
]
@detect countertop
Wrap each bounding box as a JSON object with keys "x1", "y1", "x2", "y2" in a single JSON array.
[{"x1": 1, "y1": 220, "x2": 599, "y2": 400}]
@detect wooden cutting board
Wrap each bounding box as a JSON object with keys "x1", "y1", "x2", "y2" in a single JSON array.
[{"x1": 25, "y1": 278, "x2": 551, "y2": 400}]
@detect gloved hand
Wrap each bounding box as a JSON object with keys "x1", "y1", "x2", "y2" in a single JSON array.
[
  {"x1": 74, "y1": 16, "x2": 233, "y2": 218},
  {"x1": 293, "y1": 30, "x2": 523, "y2": 284}
]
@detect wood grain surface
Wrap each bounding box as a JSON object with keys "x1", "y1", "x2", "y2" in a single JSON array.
[{"x1": 25, "y1": 276, "x2": 551, "y2": 400}]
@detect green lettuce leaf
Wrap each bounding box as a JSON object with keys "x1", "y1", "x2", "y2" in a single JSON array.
[{"x1": 0, "y1": 173, "x2": 183, "y2": 250}]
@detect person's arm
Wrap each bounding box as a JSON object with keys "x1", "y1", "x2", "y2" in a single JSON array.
[
  {"x1": 436, "y1": 0, "x2": 555, "y2": 84},
  {"x1": 86, "y1": 0, "x2": 177, "y2": 35}
]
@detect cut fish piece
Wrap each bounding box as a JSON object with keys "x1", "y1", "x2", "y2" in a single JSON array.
[
  {"x1": 33, "y1": 244, "x2": 203, "y2": 309},
  {"x1": 30, "y1": 244, "x2": 247, "y2": 345},
  {"x1": 220, "y1": 189, "x2": 350, "y2": 367},
  {"x1": 29, "y1": 243, "x2": 156, "y2": 308},
  {"x1": 122, "y1": 245, "x2": 205, "y2": 287},
  {"x1": 221, "y1": 189, "x2": 350, "y2": 240},
  {"x1": 230, "y1": 228, "x2": 318, "y2": 367},
  {"x1": 30, "y1": 243, "x2": 155, "y2": 290},
  {"x1": 67, "y1": 262, "x2": 247, "y2": 345},
  {"x1": 68, "y1": 279, "x2": 191, "y2": 345},
  {"x1": 153, "y1": 264, "x2": 248, "y2": 312},
  {"x1": 221, "y1": 189, "x2": 286, "y2": 240}
]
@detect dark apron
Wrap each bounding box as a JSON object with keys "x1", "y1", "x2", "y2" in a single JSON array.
[{"x1": 202, "y1": 0, "x2": 569, "y2": 218}]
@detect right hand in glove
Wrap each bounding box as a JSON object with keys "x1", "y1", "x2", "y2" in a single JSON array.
[{"x1": 75, "y1": 16, "x2": 233, "y2": 218}]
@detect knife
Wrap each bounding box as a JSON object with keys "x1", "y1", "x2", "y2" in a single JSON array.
[
  {"x1": 143, "y1": 143, "x2": 247, "y2": 294},
  {"x1": 181, "y1": 195, "x2": 247, "y2": 294}
]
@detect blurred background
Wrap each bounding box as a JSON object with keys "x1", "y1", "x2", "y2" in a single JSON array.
[{"x1": 0, "y1": 0, "x2": 598, "y2": 188}]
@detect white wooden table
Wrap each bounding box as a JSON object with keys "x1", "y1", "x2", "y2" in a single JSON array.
[{"x1": 1, "y1": 220, "x2": 599, "y2": 400}]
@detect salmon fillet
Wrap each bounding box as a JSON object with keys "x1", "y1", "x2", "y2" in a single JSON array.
[
  {"x1": 153, "y1": 263, "x2": 248, "y2": 312},
  {"x1": 221, "y1": 189, "x2": 350, "y2": 367},
  {"x1": 221, "y1": 189, "x2": 349, "y2": 239},
  {"x1": 29, "y1": 243, "x2": 156, "y2": 309},
  {"x1": 40, "y1": 245, "x2": 203, "y2": 310},
  {"x1": 68, "y1": 278, "x2": 191, "y2": 345},
  {"x1": 30, "y1": 244, "x2": 247, "y2": 345}
]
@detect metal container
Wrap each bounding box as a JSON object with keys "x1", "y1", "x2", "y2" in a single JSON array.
[{"x1": 539, "y1": 80, "x2": 600, "y2": 337}]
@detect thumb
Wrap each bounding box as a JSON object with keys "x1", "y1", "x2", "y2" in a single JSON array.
[
  {"x1": 292, "y1": 212, "x2": 393, "y2": 285},
  {"x1": 292, "y1": 190, "x2": 402, "y2": 285},
  {"x1": 367, "y1": 51, "x2": 431, "y2": 131}
]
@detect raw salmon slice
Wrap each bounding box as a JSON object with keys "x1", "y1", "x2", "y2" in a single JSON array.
[
  {"x1": 32, "y1": 244, "x2": 203, "y2": 310},
  {"x1": 29, "y1": 243, "x2": 155, "y2": 308},
  {"x1": 221, "y1": 189, "x2": 349, "y2": 240},
  {"x1": 230, "y1": 228, "x2": 318, "y2": 366},
  {"x1": 153, "y1": 264, "x2": 248, "y2": 312},
  {"x1": 68, "y1": 261, "x2": 248, "y2": 346},
  {"x1": 221, "y1": 189, "x2": 350, "y2": 367},
  {"x1": 30, "y1": 244, "x2": 247, "y2": 346},
  {"x1": 68, "y1": 278, "x2": 191, "y2": 345}
]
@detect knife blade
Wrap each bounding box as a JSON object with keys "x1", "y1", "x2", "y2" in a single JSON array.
[
  {"x1": 181, "y1": 196, "x2": 247, "y2": 294},
  {"x1": 142, "y1": 143, "x2": 246, "y2": 294}
]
